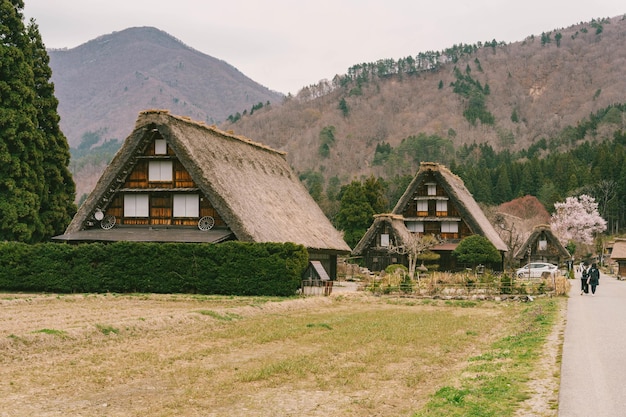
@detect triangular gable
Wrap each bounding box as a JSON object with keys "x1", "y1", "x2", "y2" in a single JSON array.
[
  {"x1": 58, "y1": 110, "x2": 350, "y2": 253},
  {"x1": 392, "y1": 162, "x2": 507, "y2": 252},
  {"x1": 514, "y1": 224, "x2": 570, "y2": 259}
]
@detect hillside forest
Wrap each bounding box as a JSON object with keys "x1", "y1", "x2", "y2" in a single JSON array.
[{"x1": 315, "y1": 104, "x2": 626, "y2": 248}]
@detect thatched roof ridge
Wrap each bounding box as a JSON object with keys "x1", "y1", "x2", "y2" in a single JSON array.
[
  {"x1": 64, "y1": 111, "x2": 350, "y2": 253},
  {"x1": 352, "y1": 214, "x2": 410, "y2": 255},
  {"x1": 392, "y1": 162, "x2": 507, "y2": 251},
  {"x1": 137, "y1": 109, "x2": 285, "y2": 155},
  {"x1": 514, "y1": 224, "x2": 569, "y2": 259}
]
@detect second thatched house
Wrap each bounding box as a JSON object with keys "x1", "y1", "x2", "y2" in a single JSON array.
[
  {"x1": 54, "y1": 110, "x2": 350, "y2": 278},
  {"x1": 352, "y1": 162, "x2": 507, "y2": 272}
]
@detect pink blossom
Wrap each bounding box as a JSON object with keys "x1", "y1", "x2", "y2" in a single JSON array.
[{"x1": 550, "y1": 195, "x2": 607, "y2": 245}]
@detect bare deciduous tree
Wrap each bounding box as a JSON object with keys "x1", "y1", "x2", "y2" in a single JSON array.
[
  {"x1": 492, "y1": 212, "x2": 527, "y2": 269},
  {"x1": 388, "y1": 234, "x2": 441, "y2": 281}
]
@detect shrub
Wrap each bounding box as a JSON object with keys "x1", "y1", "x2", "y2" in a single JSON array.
[
  {"x1": 0, "y1": 241, "x2": 308, "y2": 296},
  {"x1": 385, "y1": 264, "x2": 408, "y2": 275}
]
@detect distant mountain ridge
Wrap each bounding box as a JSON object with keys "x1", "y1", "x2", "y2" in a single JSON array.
[
  {"x1": 222, "y1": 16, "x2": 626, "y2": 184},
  {"x1": 50, "y1": 18, "x2": 626, "y2": 203},
  {"x1": 49, "y1": 26, "x2": 283, "y2": 148}
]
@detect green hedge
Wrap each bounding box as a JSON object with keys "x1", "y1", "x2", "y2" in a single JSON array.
[{"x1": 0, "y1": 241, "x2": 308, "y2": 296}]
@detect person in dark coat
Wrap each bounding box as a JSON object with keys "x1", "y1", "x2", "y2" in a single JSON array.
[
  {"x1": 588, "y1": 263, "x2": 600, "y2": 296},
  {"x1": 580, "y1": 263, "x2": 589, "y2": 295}
]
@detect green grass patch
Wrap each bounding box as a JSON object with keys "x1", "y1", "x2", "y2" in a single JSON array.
[
  {"x1": 195, "y1": 310, "x2": 243, "y2": 321},
  {"x1": 444, "y1": 300, "x2": 478, "y2": 308},
  {"x1": 95, "y1": 324, "x2": 119, "y2": 335},
  {"x1": 413, "y1": 298, "x2": 559, "y2": 416},
  {"x1": 305, "y1": 322, "x2": 332, "y2": 330},
  {"x1": 32, "y1": 328, "x2": 67, "y2": 337}
]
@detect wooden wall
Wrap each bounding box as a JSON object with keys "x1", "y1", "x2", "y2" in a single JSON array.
[{"x1": 102, "y1": 138, "x2": 225, "y2": 227}]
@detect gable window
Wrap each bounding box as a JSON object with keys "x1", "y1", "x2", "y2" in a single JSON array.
[
  {"x1": 416, "y1": 200, "x2": 428, "y2": 215},
  {"x1": 436, "y1": 200, "x2": 448, "y2": 216},
  {"x1": 426, "y1": 183, "x2": 436, "y2": 196},
  {"x1": 538, "y1": 239, "x2": 547, "y2": 251},
  {"x1": 149, "y1": 160, "x2": 173, "y2": 182},
  {"x1": 124, "y1": 194, "x2": 149, "y2": 217},
  {"x1": 441, "y1": 221, "x2": 458, "y2": 233},
  {"x1": 173, "y1": 194, "x2": 199, "y2": 217},
  {"x1": 380, "y1": 233, "x2": 390, "y2": 247},
  {"x1": 154, "y1": 139, "x2": 167, "y2": 155},
  {"x1": 406, "y1": 221, "x2": 424, "y2": 233}
]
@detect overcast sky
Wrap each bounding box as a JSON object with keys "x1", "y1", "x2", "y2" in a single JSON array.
[{"x1": 23, "y1": 1, "x2": 624, "y2": 95}]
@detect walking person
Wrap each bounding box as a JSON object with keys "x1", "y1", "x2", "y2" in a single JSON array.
[
  {"x1": 588, "y1": 263, "x2": 600, "y2": 296},
  {"x1": 580, "y1": 263, "x2": 589, "y2": 295}
]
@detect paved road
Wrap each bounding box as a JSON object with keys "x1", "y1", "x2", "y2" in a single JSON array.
[{"x1": 559, "y1": 271, "x2": 626, "y2": 416}]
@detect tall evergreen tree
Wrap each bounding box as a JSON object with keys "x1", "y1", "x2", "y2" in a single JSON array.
[
  {"x1": 0, "y1": 0, "x2": 39, "y2": 242},
  {"x1": 0, "y1": 0, "x2": 75, "y2": 242},
  {"x1": 362, "y1": 175, "x2": 388, "y2": 213},
  {"x1": 335, "y1": 181, "x2": 374, "y2": 248},
  {"x1": 494, "y1": 165, "x2": 512, "y2": 204},
  {"x1": 471, "y1": 166, "x2": 493, "y2": 204},
  {"x1": 26, "y1": 19, "x2": 76, "y2": 240}
]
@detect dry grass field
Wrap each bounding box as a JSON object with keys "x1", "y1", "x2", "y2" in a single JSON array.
[{"x1": 0, "y1": 289, "x2": 562, "y2": 416}]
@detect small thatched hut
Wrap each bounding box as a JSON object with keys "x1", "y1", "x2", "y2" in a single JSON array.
[
  {"x1": 54, "y1": 110, "x2": 350, "y2": 278},
  {"x1": 351, "y1": 214, "x2": 413, "y2": 269},
  {"x1": 610, "y1": 239, "x2": 626, "y2": 278},
  {"x1": 514, "y1": 224, "x2": 570, "y2": 267}
]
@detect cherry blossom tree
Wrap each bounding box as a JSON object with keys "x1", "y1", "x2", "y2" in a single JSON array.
[{"x1": 550, "y1": 195, "x2": 607, "y2": 245}]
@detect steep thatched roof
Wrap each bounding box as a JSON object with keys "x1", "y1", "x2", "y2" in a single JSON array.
[
  {"x1": 611, "y1": 239, "x2": 626, "y2": 260},
  {"x1": 60, "y1": 110, "x2": 350, "y2": 253},
  {"x1": 514, "y1": 224, "x2": 570, "y2": 259},
  {"x1": 392, "y1": 162, "x2": 508, "y2": 251},
  {"x1": 352, "y1": 214, "x2": 411, "y2": 255}
]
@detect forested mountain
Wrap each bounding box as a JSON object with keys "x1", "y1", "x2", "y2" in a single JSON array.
[
  {"x1": 49, "y1": 26, "x2": 283, "y2": 148},
  {"x1": 224, "y1": 16, "x2": 625, "y2": 178}
]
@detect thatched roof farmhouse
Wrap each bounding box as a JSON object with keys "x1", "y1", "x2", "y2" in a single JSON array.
[
  {"x1": 54, "y1": 110, "x2": 350, "y2": 278},
  {"x1": 352, "y1": 162, "x2": 507, "y2": 272}
]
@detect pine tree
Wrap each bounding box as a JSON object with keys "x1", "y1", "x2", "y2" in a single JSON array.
[
  {"x1": 26, "y1": 20, "x2": 76, "y2": 240},
  {"x1": 363, "y1": 175, "x2": 388, "y2": 213},
  {"x1": 0, "y1": 0, "x2": 75, "y2": 242},
  {"x1": 335, "y1": 181, "x2": 374, "y2": 248},
  {"x1": 494, "y1": 165, "x2": 512, "y2": 204}
]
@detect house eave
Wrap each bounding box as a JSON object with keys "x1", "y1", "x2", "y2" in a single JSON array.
[{"x1": 52, "y1": 227, "x2": 234, "y2": 244}]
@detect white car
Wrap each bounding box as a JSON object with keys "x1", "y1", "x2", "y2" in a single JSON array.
[{"x1": 516, "y1": 262, "x2": 558, "y2": 278}]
